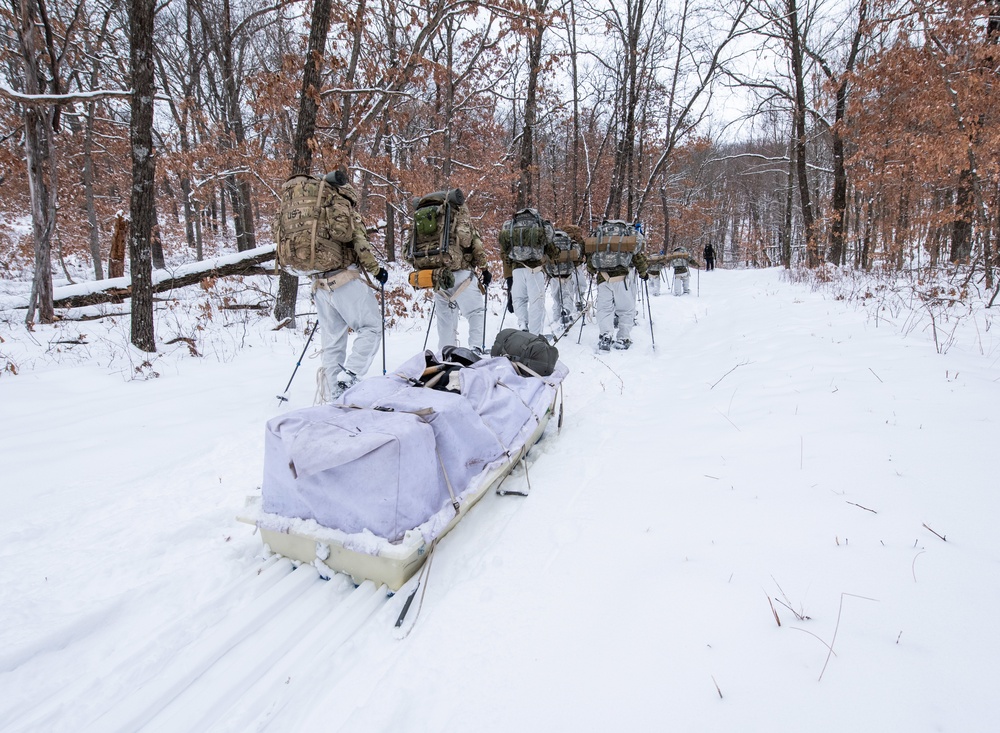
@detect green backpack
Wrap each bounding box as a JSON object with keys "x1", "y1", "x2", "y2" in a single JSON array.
[
  {"x1": 407, "y1": 189, "x2": 473, "y2": 271},
  {"x1": 273, "y1": 175, "x2": 357, "y2": 276}
]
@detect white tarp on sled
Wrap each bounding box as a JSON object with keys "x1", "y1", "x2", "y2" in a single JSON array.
[{"x1": 260, "y1": 352, "x2": 566, "y2": 547}]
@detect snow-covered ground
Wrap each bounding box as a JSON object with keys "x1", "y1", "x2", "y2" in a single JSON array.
[{"x1": 1, "y1": 267, "x2": 998, "y2": 732}]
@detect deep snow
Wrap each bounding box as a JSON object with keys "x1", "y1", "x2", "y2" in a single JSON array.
[{"x1": 1, "y1": 267, "x2": 998, "y2": 732}]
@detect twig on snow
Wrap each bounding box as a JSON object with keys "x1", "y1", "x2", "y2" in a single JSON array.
[
  {"x1": 818, "y1": 593, "x2": 878, "y2": 682},
  {"x1": 911, "y1": 550, "x2": 925, "y2": 582},
  {"x1": 922, "y1": 523, "x2": 947, "y2": 542},
  {"x1": 710, "y1": 359, "x2": 750, "y2": 389},
  {"x1": 846, "y1": 501, "x2": 877, "y2": 514},
  {"x1": 593, "y1": 356, "x2": 625, "y2": 394},
  {"x1": 767, "y1": 594, "x2": 781, "y2": 627},
  {"x1": 715, "y1": 409, "x2": 741, "y2": 432}
]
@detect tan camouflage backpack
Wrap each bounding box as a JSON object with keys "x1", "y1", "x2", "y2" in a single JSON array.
[{"x1": 273, "y1": 173, "x2": 358, "y2": 276}]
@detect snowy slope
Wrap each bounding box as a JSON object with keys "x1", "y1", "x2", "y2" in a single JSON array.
[{"x1": 1, "y1": 268, "x2": 998, "y2": 732}]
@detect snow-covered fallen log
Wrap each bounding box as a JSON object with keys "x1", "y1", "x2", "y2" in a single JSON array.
[{"x1": 49, "y1": 245, "x2": 277, "y2": 309}]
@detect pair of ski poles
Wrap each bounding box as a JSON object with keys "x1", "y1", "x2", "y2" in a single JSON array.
[{"x1": 276, "y1": 279, "x2": 389, "y2": 404}]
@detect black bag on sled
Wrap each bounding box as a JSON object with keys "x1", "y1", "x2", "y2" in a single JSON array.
[{"x1": 491, "y1": 328, "x2": 559, "y2": 376}]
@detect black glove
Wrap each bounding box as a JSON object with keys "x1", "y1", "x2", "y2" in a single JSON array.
[
  {"x1": 505, "y1": 276, "x2": 513, "y2": 291},
  {"x1": 375, "y1": 267, "x2": 388, "y2": 285},
  {"x1": 481, "y1": 269, "x2": 492, "y2": 287},
  {"x1": 506, "y1": 290, "x2": 514, "y2": 313}
]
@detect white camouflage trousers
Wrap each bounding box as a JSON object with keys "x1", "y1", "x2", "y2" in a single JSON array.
[
  {"x1": 595, "y1": 276, "x2": 636, "y2": 340},
  {"x1": 435, "y1": 269, "x2": 486, "y2": 352},
  {"x1": 647, "y1": 271, "x2": 662, "y2": 296},
  {"x1": 548, "y1": 269, "x2": 585, "y2": 326},
  {"x1": 673, "y1": 270, "x2": 691, "y2": 295},
  {"x1": 511, "y1": 266, "x2": 546, "y2": 335},
  {"x1": 313, "y1": 271, "x2": 381, "y2": 393}
]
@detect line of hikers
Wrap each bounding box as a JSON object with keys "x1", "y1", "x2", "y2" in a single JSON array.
[{"x1": 272, "y1": 168, "x2": 706, "y2": 400}]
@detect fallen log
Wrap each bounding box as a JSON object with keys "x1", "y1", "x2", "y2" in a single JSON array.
[{"x1": 51, "y1": 246, "x2": 277, "y2": 309}]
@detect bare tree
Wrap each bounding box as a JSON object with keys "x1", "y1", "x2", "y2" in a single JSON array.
[
  {"x1": 129, "y1": 0, "x2": 156, "y2": 351},
  {"x1": 274, "y1": 0, "x2": 334, "y2": 325}
]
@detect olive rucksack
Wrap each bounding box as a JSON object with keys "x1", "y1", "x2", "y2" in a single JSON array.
[
  {"x1": 407, "y1": 189, "x2": 474, "y2": 271},
  {"x1": 499, "y1": 208, "x2": 554, "y2": 264},
  {"x1": 545, "y1": 229, "x2": 583, "y2": 277},
  {"x1": 273, "y1": 174, "x2": 358, "y2": 276},
  {"x1": 584, "y1": 219, "x2": 644, "y2": 271},
  {"x1": 491, "y1": 328, "x2": 559, "y2": 377}
]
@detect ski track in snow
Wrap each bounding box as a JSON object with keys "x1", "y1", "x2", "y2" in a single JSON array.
[{"x1": 2, "y1": 268, "x2": 1000, "y2": 732}]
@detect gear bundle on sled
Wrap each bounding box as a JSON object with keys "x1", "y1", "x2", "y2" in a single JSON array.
[{"x1": 240, "y1": 350, "x2": 566, "y2": 590}]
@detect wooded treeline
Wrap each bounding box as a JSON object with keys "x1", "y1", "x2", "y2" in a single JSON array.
[{"x1": 3, "y1": 0, "x2": 999, "y2": 344}]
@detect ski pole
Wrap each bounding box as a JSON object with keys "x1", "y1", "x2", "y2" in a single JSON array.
[
  {"x1": 697, "y1": 266, "x2": 700, "y2": 297},
  {"x1": 422, "y1": 298, "x2": 436, "y2": 351},
  {"x1": 577, "y1": 273, "x2": 593, "y2": 344},
  {"x1": 644, "y1": 279, "x2": 655, "y2": 351},
  {"x1": 480, "y1": 273, "x2": 488, "y2": 352},
  {"x1": 380, "y1": 280, "x2": 387, "y2": 374},
  {"x1": 499, "y1": 282, "x2": 511, "y2": 331},
  {"x1": 277, "y1": 319, "x2": 319, "y2": 403}
]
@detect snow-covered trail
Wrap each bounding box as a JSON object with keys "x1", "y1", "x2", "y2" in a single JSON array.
[{"x1": 1, "y1": 268, "x2": 998, "y2": 732}]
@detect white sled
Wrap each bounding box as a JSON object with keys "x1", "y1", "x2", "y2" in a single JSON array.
[{"x1": 239, "y1": 353, "x2": 565, "y2": 591}]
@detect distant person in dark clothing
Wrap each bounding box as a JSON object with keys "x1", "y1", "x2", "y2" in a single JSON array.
[{"x1": 703, "y1": 243, "x2": 716, "y2": 271}]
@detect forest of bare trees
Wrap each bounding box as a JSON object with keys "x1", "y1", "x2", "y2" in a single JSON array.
[{"x1": 3, "y1": 0, "x2": 999, "y2": 345}]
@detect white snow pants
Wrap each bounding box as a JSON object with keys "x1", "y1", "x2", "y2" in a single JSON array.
[
  {"x1": 595, "y1": 276, "x2": 636, "y2": 340},
  {"x1": 435, "y1": 269, "x2": 486, "y2": 352},
  {"x1": 673, "y1": 270, "x2": 691, "y2": 295},
  {"x1": 313, "y1": 270, "x2": 381, "y2": 393},
  {"x1": 548, "y1": 270, "x2": 585, "y2": 326},
  {"x1": 647, "y1": 271, "x2": 661, "y2": 296},
  {"x1": 511, "y1": 265, "x2": 546, "y2": 335}
]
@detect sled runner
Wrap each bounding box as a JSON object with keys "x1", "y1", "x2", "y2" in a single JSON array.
[{"x1": 240, "y1": 351, "x2": 566, "y2": 591}]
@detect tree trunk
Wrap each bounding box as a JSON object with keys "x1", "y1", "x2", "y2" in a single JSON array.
[
  {"x1": 17, "y1": 0, "x2": 58, "y2": 325},
  {"x1": 108, "y1": 213, "x2": 128, "y2": 278},
  {"x1": 781, "y1": 133, "x2": 794, "y2": 268},
  {"x1": 517, "y1": 0, "x2": 547, "y2": 209},
  {"x1": 568, "y1": 0, "x2": 581, "y2": 224},
  {"x1": 274, "y1": 0, "x2": 334, "y2": 325},
  {"x1": 337, "y1": 0, "x2": 368, "y2": 154},
  {"x1": 129, "y1": 0, "x2": 157, "y2": 352},
  {"x1": 83, "y1": 99, "x2": 104, "y2": 280},
  {"x1": 950, "y1": 169, "x2": 974, "y2": 263},
  {"x1": 216, "y1": 0, "x2": 256, "y2": 252},
  {"x1": 788, "y1": 0, "x2": 818, "y2": 268}
]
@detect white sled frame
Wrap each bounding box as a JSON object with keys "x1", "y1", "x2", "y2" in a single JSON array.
[{"x1": 240, "y1": 394, "x2": 555, "y2": 591}]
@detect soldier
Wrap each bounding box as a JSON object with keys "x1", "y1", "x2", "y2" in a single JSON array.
[
  {"x1": 309, "y1": 171, "x2": 388, "y2": 398},
  {"x1": 407, "y1": 189, "x2": 491, "y2": 353},
  {"x1": 585, "y1": 220, "x2": 649, "y2": 351},
  {"x1": 665, "y1": 245, "x2": 700, "y2": 296},
  {"x1": 500, "y1": 208, "x2": 554, "y2": 335},
  {"x1": 703, "y1": 242, "x2": 716, "y2": 270},
  {"x1": 545, "y1": 227, "x2": 586, "y2": 330},
  {"x1": 645, "y1": 251, "x2": 665, "y2": 296}
]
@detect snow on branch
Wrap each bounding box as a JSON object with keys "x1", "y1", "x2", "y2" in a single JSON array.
[{"x1": 0, "y1": 83, "x2": 131, "y2": 106}]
